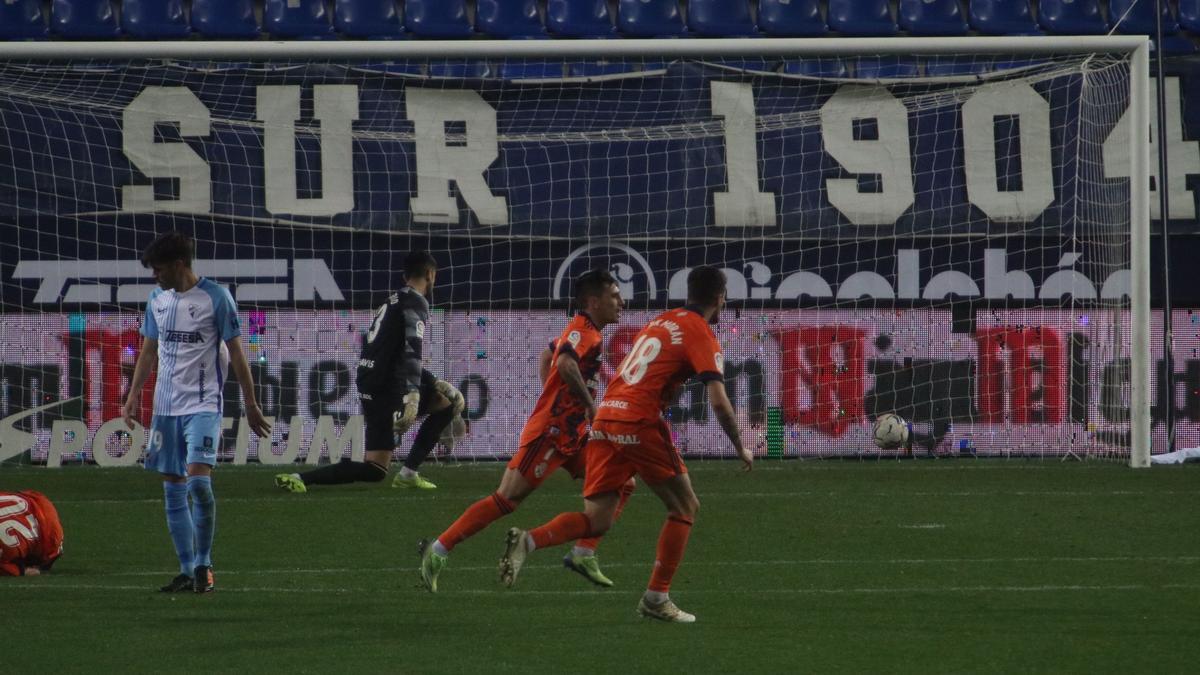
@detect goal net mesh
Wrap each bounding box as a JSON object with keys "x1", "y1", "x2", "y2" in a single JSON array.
[{"x1": 0, "y1": 51, "x2": 1147, "y2": 466}]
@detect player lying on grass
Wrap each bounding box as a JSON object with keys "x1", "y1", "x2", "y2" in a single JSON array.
[
  {"x1": 419, "y1": 269, "x2": 633, "y2": 591},
  {"x1": 123, "y1": 231, "x2": 271, "y2": 593},
  {"x1": 275, "y1": 251, "x2": 464, "y2": 493},
  {"x1": 0, "y1": 490, "x2": 64, "y2": 577},
  {"x1": 499, "y1": 266, "x2": 753, "y2": 623}
]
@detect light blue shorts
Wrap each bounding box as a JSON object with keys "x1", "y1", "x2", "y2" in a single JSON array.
[{"x1": 144, "y1": 412, "x2": 222, "y2": 476}]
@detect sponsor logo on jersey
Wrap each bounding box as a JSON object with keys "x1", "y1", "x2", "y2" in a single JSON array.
[
  {"x1": 599, "y1": 399, "x2": 629, "y2": 410},
  {"x1": 188, "y1": 303, "x2": 197, "y2": 319},
  {"x1": 714, "y1": 352, "x2": 724, "y2": 374},
  {"x1": 162, "y1": 330, "x2": 205, "y2": 344},
  {"x1": 415, "y1": 320, "x2": 426, "y2": 340},
  {"x1": 567, "y1": 330, "x2": 582, "y2": 348},
  {"x1": 591, "y1": 429, "x2": 640, "y2": 445}
]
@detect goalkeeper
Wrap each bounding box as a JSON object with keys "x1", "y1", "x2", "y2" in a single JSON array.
[{"x1": 275, "y1": 251, "x2": 464, "y2": 492}]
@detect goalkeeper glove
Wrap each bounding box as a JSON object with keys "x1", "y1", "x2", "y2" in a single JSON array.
[
  {"x1": 434, "y1": 379, "x2": 466, "y2": 417},
  {"x1": 393, "y1": 391, "x2": 420, "y2": 443}
]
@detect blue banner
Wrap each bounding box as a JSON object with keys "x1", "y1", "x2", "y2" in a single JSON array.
[{"x1": 2, "y1": 56, "x2": 1200, "y2": 309}]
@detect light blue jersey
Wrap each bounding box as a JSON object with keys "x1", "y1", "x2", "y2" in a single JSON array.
[{"x1": 141, "y1": 278, "x2": 240, "y2": 417}]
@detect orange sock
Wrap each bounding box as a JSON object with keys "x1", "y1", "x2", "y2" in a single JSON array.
[
  {"x1": 437, "y1": 492, "x2": 516, "y2": 552},
  {"x1": 647, "y1": 514, "x2": 693, "y2": 593},
  {"x1": 576, "y1": 480, "x2": 635, "y2": 552},
  {"x1": 529, "y1": 512, "x2": 592, "y2": 550}
]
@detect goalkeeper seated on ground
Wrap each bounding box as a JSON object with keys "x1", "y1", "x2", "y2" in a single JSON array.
[
  {"x1": 275, "y1": 251, "x2": 465, "y2": 492},
  {"x1": 1, "y1": 490, "x2": 64, "y2": 577}
]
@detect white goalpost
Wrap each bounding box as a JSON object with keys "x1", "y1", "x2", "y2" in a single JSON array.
[{"x1": 0, "y1": 36, "x2": 1151, "y2": 468}]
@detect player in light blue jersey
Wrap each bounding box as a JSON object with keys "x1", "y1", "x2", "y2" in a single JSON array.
[{"x1": 122, "y1": 231, "x2": 271, "y2": 593}]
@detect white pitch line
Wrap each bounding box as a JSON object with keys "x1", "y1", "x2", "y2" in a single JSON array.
[
  {"x1": 899, "y1": 524, "x2": 946, "y2": 529},
  {"x1": 6, "y1": 582, "x2": 1199, "y2": 596},
  {"x1": 85, "y1": 554, "x2": 1200, "y2": 578},
  {"x1": 50, "y1": 488, "x2": 1200, "y2": 505}
]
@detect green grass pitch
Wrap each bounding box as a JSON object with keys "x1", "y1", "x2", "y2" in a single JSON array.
[{"x1": 3, "y1": 461, "x2": 1199, "y2": 674}]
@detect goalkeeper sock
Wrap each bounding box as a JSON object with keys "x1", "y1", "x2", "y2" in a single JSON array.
[
  {"x1": 162, "y1": 481, "x2": 194, "y2": 575},
  {"x1": 402, "y1": 407, "x2": 455, "y2": 472},
  {"x1": 187, "y1": 476, "x2": 216, "y2": 567},
  {"x1": 437, "y1": 492, "x2": 516, "y2": 553},
  {"x1": 300, "y1": 459, "x2": 388, "y2": 485}
]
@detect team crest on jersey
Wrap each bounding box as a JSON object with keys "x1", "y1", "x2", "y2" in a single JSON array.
[
  {"x1": 567, "y1": 330, "x2": 582, "y2": 348},
  {"x1": 415, "y1": 321, "x2": 426, "y2": 339}
]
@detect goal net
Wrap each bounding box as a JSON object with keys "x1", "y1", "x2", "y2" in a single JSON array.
[{"x1": 0, "y1": 39, "x2": 1151, "y2": 468}]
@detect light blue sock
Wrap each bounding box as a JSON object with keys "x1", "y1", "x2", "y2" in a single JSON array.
[
  {"x1": 163, "y1": 482, "x2": 194, "y2": 575},
  {"x1": 188, "y1": 475, "x2": 216, "y2": 568}
]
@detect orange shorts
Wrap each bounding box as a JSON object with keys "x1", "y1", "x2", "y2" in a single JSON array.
[
  {"x1": 582, "y1": 418, "x2": 686, "y2": 498},
  {"x1": 507, "y1": 433, "x2": 586, "y2": 488}
]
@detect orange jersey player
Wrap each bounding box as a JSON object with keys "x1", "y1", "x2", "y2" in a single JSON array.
[
  {"x1": 499, "y1": 266, "x2": 752, "y2": 623},
  {"x1": 418, "y1": 269, "x2": 633, "y2": 591},
  {"x1": 0, "y1": 490, "x2": 64, "y2": 577}
]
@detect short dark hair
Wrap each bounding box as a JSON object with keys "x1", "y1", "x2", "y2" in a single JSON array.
[
  {"x1": 686, "y1": 266, "x2": 726, "y2": 306},
  {"x1": 403, "y1": 251, "x2": 438, "y2": 280},
  {"x1": 573, "y1": 268, "x2": 617, "y2": 308},
  {"x1": 141, "y1": 231, "x2": 194, "y2": 269}
]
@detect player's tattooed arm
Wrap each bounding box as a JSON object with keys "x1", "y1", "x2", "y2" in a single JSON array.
[
  {"x1": 555, "y1": 353, "x2": 597, "y2": 421},
  {"x1": 538, "y1": 347, "x2": 554, "y2": 385},
  {"x1": 706, "y1": 380, "x2": 752, "y2": 471}
]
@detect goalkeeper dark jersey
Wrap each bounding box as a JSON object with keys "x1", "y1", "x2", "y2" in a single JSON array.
[{"x1": 357, "y1": 286, "x2": 429, "y2": 398}]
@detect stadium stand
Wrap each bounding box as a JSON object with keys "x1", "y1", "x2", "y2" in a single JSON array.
[
  {"x1": 405, "y1": 0, "x2": 474, "y2": 38},
  {"x1": 1038, "y1": 0, "x2": 1110, "y2": 35},
  {"x1": 617, "y1": 0, "x2": 689, "y2": 37},
  {"x1": 334, "y1": 0, "x2": 407, "y2": 39},
  {"x1": 968, "y1": 0, "x2": 1041, "y2": 35},
  {"x1": 191, "y1": 0, "x2": 260, "y2": 38},
  {"x1": 546, "y1": 0, "x2": 617, "y2": 37},
  {"x1": 1185, "y1": 0, "x2": 1200, "y2": 33},
  {"x1": 898, "y1": 0, "x2": 969, "y2": 36},
  {"x1": 567, "y1": 60, "x2": 638, "y2": 76},
  {"x1": 0, "y1": 0, "x2": 48, "y2": 40},
  {"x1": 476, "y1": 0, "x2": 546, "y2": 38},
  {"x1": 758, "y1": 0, "x2": 827, "y2": 36},
  {"x1": 263, "y1": 0, "x2": 335, "y2": 39},
  {"x1": 782, "y1": 58, "x2": 848, "y2": 77},
  {"x1": 50, "y1": 0, "x2": 120, "y2": 39},
  {"x1": 121, "y1": 0, "x2": 190, "y2": 39},
  {"x1": 5, "y1": 1, "x2": 1200, "y2": 58},
  {"x1": 854, "y1": 54, "x2": 919, "y2": 77},
  {"x1": 828, "y1": 0, "x2": 898, "y2": 36},
  {"x1": 688, "y1": 0, "x2": 760, "y2": 37}
]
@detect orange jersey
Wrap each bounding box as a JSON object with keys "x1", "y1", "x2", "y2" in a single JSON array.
[
  {"x1": 519, "y1": 313, "x2": 605, "y2": 451},
  {"x1": 0, "y1": 490, "x2": 64, "y2": 576},
  {"x1": 596, "y1": 306, "x2": 723, "y2": 424}
]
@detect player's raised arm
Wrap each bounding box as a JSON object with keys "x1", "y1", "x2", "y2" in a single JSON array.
[
  {"x1": 225, "y1": 335, "x2": 270, "y2": 438},
  {"x1": 707, "y1": 380, "x2": 751, "y2": 471}
]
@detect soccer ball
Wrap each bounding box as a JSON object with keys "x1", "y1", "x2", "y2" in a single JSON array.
[{"x1": 872, "y1": 413, "x2": 910, "y2": 449}]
